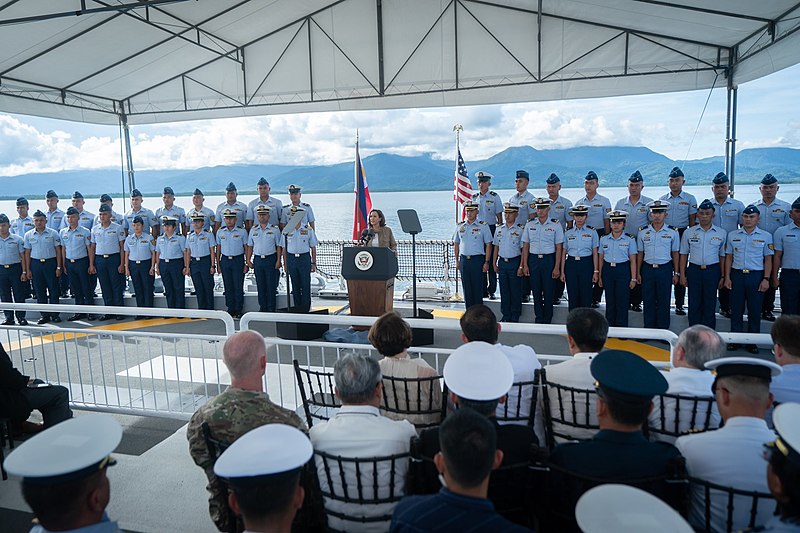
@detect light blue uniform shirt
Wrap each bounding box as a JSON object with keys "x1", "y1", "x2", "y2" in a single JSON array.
[
  {"x1": 247, "y1": 224, "x2": 282, "y2": 256},
  {"x1": 638, "y1": 224, "x2": 680, "y2": 264},
  {"x1": 773, "y1": 223, "x2": 800, "y2": 270},
  {"x1": 0, "y1": 234, "x2": 24, "y2": 264},
  {"x1": 726, "y1": 227, "x2": 774, "y2": 270},
  {"x1": 548, "y1": 195, "x2": 573, "y2": 228},
  {"x1": 771, "y1": 364, "x2": 800, "y2": 405},
  {"x1": 187, "y1": 207, "x2": 215, "y2": 232},
  {"x1": 614, "y1": 195, "x2": 653, "y2": 238},
  {"x1": 599, "y1": 233, "x2": 638, "y2": 263},
  {"x1": 246, "y1": 197, "x2": 283, "y2": 226},
  {"x1": 564, "y1": 225, "x2": 599, "y2": 258},
  {"x1": 680, "y1": 225, "x2": 726, "y2": 266},
  {"x1": 216, "y1": 227, "x2": 247, "y2": 256},
  {"x1": 155, "y1": 234, "x2": 186, "y2": 260},
  {"x1": 507, "y1": 190, "x2": 535, "y2": 225},
  {"x1": 521, "y1": 218, "x2": 564, "y2": 255},
  {"x1": 123, "y1": 208, "x2": 157, "y2": 233},
  {"x1": 59, "y1": 210, "x2": 94, "y2": 231},
  {"x1": 155, "y1": 205, "x2": 187, "y2": 231},
  {"x1": 23, "y1": 228, "x2": 61, "y2": 259},
  {"x1": 576, "y1": 193, "x2": 611, "y2": 230},
  {"x1": 11, "y1": 216, "x2": 34, "y2": 237},
  {"x1": 59, "y1": 226, "x2": 91, "y2": 260},
  {"x1": 30, "y1": 512, "x2": 121, "y2": 533},
  {"x1": 454, "y1": 220, "x2": 492, "y2": 256},
  {"x1": 285, "y1": 225, "x2": 318, "y2": 254},
  {"x1": 712, "y1": 197, "x2": 745, "y2": 233},
  {"x1": 492, "y1": 223, "x2": 525, "y2": 259},
  {"x1": 91, "y1": 222, "x2": 124, "y2": 255},
  {"x1": 124, "y1": 233, "x2": 155, "y2": 262},
  {"x1": 755, "y1": 198, "x2": 791, "y2": 234},
  {"x1": 660, "y1": 191, "x2": 697, "y2": 228},
  {"x1": 93, "y1": 210, "x2": 124, "y2": 227},
  {"x1": 471, "y1": 190, "x2": 503, "y2": 225},
  {"x1": 215, "y1": 201, "x2": 248, "y2": 229},
  {"x1": 184, "y1": 230, "x2": 215, "y2": 258},
  {"x1": 280, "y1": 203, "x2": 315, "y2": 227},
  {"x1": 46, "y1": 208, "x2": 65, "y2": 230}
]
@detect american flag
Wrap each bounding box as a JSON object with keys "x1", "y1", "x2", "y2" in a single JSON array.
[{"x1": 453, "y1": 149, "x2": 472, "y2": 204}]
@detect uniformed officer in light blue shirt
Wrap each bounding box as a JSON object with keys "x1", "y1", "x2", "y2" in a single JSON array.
[
  {"x1": 24, "y1": 210, "x2": 63, "y2": 324},
  {"x1": 711, "y1": 172, "x2": 745, "y2": 319},
  {"x1": 598, "y1": 210, "x2": 638, "y2": 327},
  {"x1": 90, "y1": 204, "x2": 125, "y2": 320},
  {"x1": 11, "y1": 197, "x2": 35, "y2": 237},
  {"x1": 280, "y1": 184, "x2": 315, "y2": 230},
  {"x1": 154, "y1": 216, "x2": 188, "y2": 310},
  {"x1": 492, "y1": 203, "x2": 524, "y2": 323},
  {"x1": 521, "y1": 198, "x2": 564, "y2": 324},
  {"x1": 124, "y1": 215, "x2": 155, "y2": 312},
  {"x1": 0, "y1": 213, "x2": 28, "y2": 326},
  {"x1": 123, "y1": 189, "x2": 158, "y2": 237},
  {"x1": 615, "y1": 170, "x2": 653, "y2": 312},
  {"x1": 560, "y1": 204, "x2": 599, "y2": 311},
  {"x1": 661, "y1": 167, "x2": 697, "y2": 316},
  {"x1": 188, "y1": 188, "x2": 216, "y2": 233},
  {"x1": 637, "y1": 200, "x2": 680, "y2": 330},
  {"x1": 755, "y1": 173, "x2": 791, "y2": 322},
  {"x1": 547, "y1": 173, "x2": 573, "y2": 306},
  {"x1": 156, "y1": 186, "x2": 188, "y2": 236},
  {"x1": 59, "y1": 191, "x2": 95, "y2": 231},
  {"x1": 580, "y1": 171, "x2": 612, "y2": 307},
  {"x1": 773, "y1": 197, "x2": 800, "y2": 316},
  {"x1": 283, "y1": 206, "x2": 319, "y2": 313},
  {"x1": 246, "y1": 178, "x2": 282, "y2": 230},
  {"x1": 454, "y1": 201, "x2": 492, "y2": 311},
  {"x1": 215, "y1": 182, "x2": 248, "y2": 232},
  {"x1": 679, "y1": 199, "x2": 727, "y2": 329},
  {"x1": 60, "y1": 206, "x2": 94, "y2": 319},
  {"x1": 216, "y1": 208, "x2": 248, "y2": 317},
  {"x1": 184, "y1": 212, "x2": 216, "y2": 311},
  {"x1": 246, "y1": 205, "x2": 283, "y2": 312},
  {"x1": 724, "y1": 205, "x2": 774, "y2": 350},
  {"x1": 508, "y1": 170, "x2": 536, "y2": 303},
  {"x1": 94, "y1": 194, "x2": 124, "y2": 227},
  {"x1": 473, "y1": 171, "x2": 503, "y2": 300},
  {"x1": 45, "y1": 190, "x2": 65, "y2": 231}
]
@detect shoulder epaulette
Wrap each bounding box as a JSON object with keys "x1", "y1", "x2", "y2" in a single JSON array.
[
  {"x1": 639, "y1": 225, "x2": 648, "y2": 231},
  {"x1": 669, "y1": 225, "x2": 678, "y2": 230},
  {"x1": 625, "y1": 233, "x2": 635, "y2": 239},
  {"x1": 586, "y1": 225, "x2": 595, "y2": 231},
  {"x1": 479, "y1": 220, "x2": 486, "y2": 225},
  {"x1": 489, "y1": 191, "x2": 498, "y2": 196},
  {"x1": 301, "y1": 202, "x2": 310, "y2": 207}
]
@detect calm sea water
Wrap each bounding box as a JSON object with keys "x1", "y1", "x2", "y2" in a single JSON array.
[{"x1": 2, "y1": 184, "x2": 795, "y2": 241}]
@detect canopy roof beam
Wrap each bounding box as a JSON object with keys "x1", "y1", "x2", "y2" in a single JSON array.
[{"x1": 0, "y1": 0, "x2": 192, "y2": 26}]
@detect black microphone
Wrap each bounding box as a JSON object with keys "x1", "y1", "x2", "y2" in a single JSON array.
[{"x1": 358, "y1": 228, "x2": 370, "y2": 245}]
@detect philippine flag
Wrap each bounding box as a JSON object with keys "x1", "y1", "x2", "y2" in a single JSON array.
[{"x1": 352, "y1": 139, "x2": 373, "y2": 240}]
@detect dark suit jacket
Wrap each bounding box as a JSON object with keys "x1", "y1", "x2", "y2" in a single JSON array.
[{"x1": 0, "y1": 343, "x2": 32, "y2": 421}]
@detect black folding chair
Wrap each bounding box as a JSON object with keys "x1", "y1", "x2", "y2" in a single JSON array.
[
  {"x1": 647, "y1": 392, "x2": 720, "y2": 442},
  {"x1": 380, "y1": 374, "x2": 447, "y2": 430},
  {"x1": 540, "y1": 368, "x2": 599, "y2": 449},
  {"x1": 293, "y1": 360, "x2": 341, "y2": 428},
  {"x1": 688, "y1": 476, "x2": 777, "y2": 533},
  {"x1": 496, "y1": 369, "x2": 540, "y2": 428}
]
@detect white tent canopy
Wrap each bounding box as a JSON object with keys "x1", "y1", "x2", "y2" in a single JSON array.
[{"x1": 0, "y1": 0, "x2": 799, "y2": 125}]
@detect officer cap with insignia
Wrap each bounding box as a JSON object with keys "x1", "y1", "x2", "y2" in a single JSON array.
[
  {"x1": 255, "y1": 205, "x2": 271, "y2": 215},
  {"x1": 130, "y1": 189, "x2": 142, "y2": 198},
  {"x1": 214, "y1": 424, "x2": 312, "y2": 487},
  {"x1": 534, "y1": 197, "x2": 551, "y2": 208},
  {"x1": 163, "y1": 186, "x2": 175, "y2": 196},
  {"x1": 608, "y1": 210, "x2": 628, "y2": 222},
  {"x1": 33, "y1": 210, "x2": 46, "y2": 218},
  {"x1": 743, "y1": 204, "x2": 761, "y2": 216},
  {"x1": 443, "y1": 341, "x2": 514, "y2": 401},
  {"x1": 706, "y1": 356, "x2": 781, "y2": 383},
  {"x1": 132, "y1": 215, "x2": 144, "y2": 225},
  {"x1": 503, "y1": 202, "x2": 519, "y2": 213},
  {"x1": 161, "y1": 215, "x2": 177, "y2": 226},
  {"x1": 546, "y1": 173, "x2": 560, "y2": 185},
  {"x1": 647, "y1": 199, "x2": 670, "y2": 213},
  {"x1": 16, "y1": 197, "x2": 28, "y2": 207},
  {"x1": 585, "y1": 171, "x2": 598, "y2": 182},
  {"x1": 222, "y1": 208, "x2": 237, "y2": 218},
  {"x1": 66, "y1": 207, "x2": 79, "y2": 216},
  {"x1": 591, "y1": 349, "x2": 668, "y2": 402},
  {"x1": 99, "y1": 193, "x2": 112, "y2": 203},
  {"x1": 475, "y1": 171, "x2": 492, "y2": 182},
  {"x1": 770, "y1": 403, "x2": 800, "y2": 467},
  {"x1": 570, "y1": 204, "x2": 590, "y2": 216},
  {"x1": 669, "y1": 167, "x2": 684, "y2": 178},
  {"x1": 515, "y1": 170, "x2": 529, "y2": 181},
  {"x1": 792, "y1": 197, "x2": 800, "y2": 211},
  {"x1": 463, "y1": 201, "x2": 479, "y2": 211},
  {"x1": 190, "y1": 212, "x2": 205, "y2": 223},
  {"x1": 698, "y1": 199, "x2": 715, "y2": 211},
  {"x1": 712, "y1": 172, "x2": 729, "y2": 185},
  {"x1": 72, "y1": 191, "x2": 84, "y2": 200},
  {"x1": 629, "y1": 170, "x2": 643, "y2": 183},
  {"x1": 225, "y1": 182, "x2": 237, "y2": 192},
  {"x1": 45, "y1": 190, "x2": 58, "y2": 199},
  {"x1": 0, "y1": 214, "x2": 9, "y2": 224},
  {"x1": 4, "y1": 414, "x2": 121, "y2": 485},
  {"x1": 288, "y1": 184, "x2": 302, "y2": 194},
  {"x1": 576, "y1": 484, "x2": 693, "y2": 533},
  {"x1": 98, "y1": 204, "x2": 112, "y2": 213},
  {"x1": 193, "y1": 188, "x2": 204, "y2": 196},
  {"x1": 761, "y1": 173, "x2": 778, "y2": 185},
  {"x1": 257, "y1": 177, "x2": 269, "y2": 186}
]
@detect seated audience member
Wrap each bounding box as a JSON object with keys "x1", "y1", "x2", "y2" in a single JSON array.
[
  {"x1": 309, "y1": 352, "x2": 417, "y2": 533},
  {"x1": 459, "y1": 304, "x2": 540, "y2": 427},
  {"x1": 187, "y1": 331, "x2": 323, "y2": 533},
  {"x1": 369, "y1": 311, "x2": 442, "y2": 428},
  {"x1": 390, "y1": 408, "x2": 532, "y2": 532},
  {"x1": 648, "y1": 325, "x2": 723, "y2": 442},
  {"x1": 4, "y1": 414, "x2": 123, "y2": 533},
  {"x1": 770, "y1": 315, "x2": 800, "y2": 405},
  {"x1": 537, "y1": 307, "x2": 608, "y2": 444},
  {"x1": 0, "y1": 341, "x2": 72, "y2": 436},
  {"x1": 676, "y1": 357, "x2": 782, "y2": 532},
  {"x1": 214, "y1": 424, "x2": 313, "y2": 533},
  {"x1": 758, "y1": 403, "x2": 800, "y2": 532}
]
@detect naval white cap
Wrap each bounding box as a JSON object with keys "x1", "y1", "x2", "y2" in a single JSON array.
[
  {"x1": 705, "y1": 356, "x2": 782, "y2": 378},
  {"x1": 4, "y1": 414, "x2": 121, "y2": 483},
  {"x1": 214, "y1": 424, "x2": 312, "y2": 480},
  {"x1": 576, "y1": 484, "x2": 693, "y2": 533},
  {"x1": 772, "y1": 403, "x2": 800, "y2": 465},
  {"x1": 443, "y1": 341, "x2": 514, "y2": 401}
]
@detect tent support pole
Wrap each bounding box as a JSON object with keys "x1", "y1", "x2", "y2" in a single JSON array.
[
  {"x1": 725, "y1": 82, "x2": 738, "y2": 195},
  {"x1": 120, "y1": 112, "x2": 136, "y2": 192}
]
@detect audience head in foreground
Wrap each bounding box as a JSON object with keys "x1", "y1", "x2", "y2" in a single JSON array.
[
  {"x1": 705, "y1": 357, "x2": 781, "y2": 422},
  {"x1": 576, "y1": 484, "x2": 692, "y2": 533},
  {"x1": 443, "y1": 341, "x2": 514, "y2": 416},
  {"x1": 5, "y1": 414, "x2": 122, "y2": 533},
  {"x1": 214, "y1": 424, "x2": 312, "y2": 533},
  {"x1": 565, "y1": 308, "x2": 608, "y2": 355},
  {"x1": 459, "y1": 304, "x2": 500, "y2": 344},
  {"x1": 766, "y1": 403, "x2": 800, "y2": 527},
  {"x1": 334, "y1": 352, "x2": 383, "y2": 406},
  {"x1": 369, "y1": 311, "x2": 413, "y2": 358},
  {"x1": 672, "y1": 325, "x2": 724, "y2": 370},
  {"x1": 223, "y1": 330, "x2": 268, "y2": 389}
]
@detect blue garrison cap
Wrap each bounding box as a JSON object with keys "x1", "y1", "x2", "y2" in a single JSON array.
[
  {"x1": 669, "y1": 167, "x2": 684, "y2": 178},
  {"x1": 98, "y1": 204, "x2": 111, "y2": 213},
  {"x1": 45, "y1": 190, "x2": 58, "y2": 199},
  {"x1": 761, "y1": 173, "x2": 778, "y2": 185},
  {"x1": 130, "y1": 189, "x2": 142, "y2": 198},
  {"x1": 132, "y1": 216, "x2": 144, "y2": 225},
  {"x1": 712, "y1": 172, "x2": 729, "y2": 184},
  {"x1": 32, "y1": 210, "x2": 46, "y2": 218},
  {"x1": 16, "y1": 197, "x2": 28, "y2": 206},
  {"x1": 546, "y1": 173, "x2": 560, "y2": 184},
  {"x1": 585, "y1": 171, "x2": 598, "y2": 181},
  {"x1": 629, "y1": 170, "x2": 643, "y2": 183},
  {"x1": 65, "y1": 207, "x2": 79, "y2": 216},
  {"x1": 72, "y1": 191, "x2": 84, "y2": 199},
  {"x1": 591, "y1": 350, "x2": 668, "y2": 400},
  {"x1": 698, "y1": 199, "x2": 715, "y2": 211},
  {"x1": 163, "y1": 186, "x2": 175, "y2": 196},
  {"x1": 0, "y1": 214, "x2": 9, "y2": 224},
  {"x1": 743, "y1": 205, "x2": 760, "y2": 216},
  {"x1": 193, "y1": 188, "x2": 203, "y2": 196},
  {"x1": 257, "y1": 177, "x2": 269, "y2": 186},
  {"x1": 99, "y1": 194, "x2": 112, "y2": 203},
  {"x1": 226, "y1": 182, "x2": 237, "y2": 192},
  {"x1": 792, "y1": 197, "x2": 800, "y2": 210},
  {"x1": 515, "y1": 170, "x2": 529, "y2": 180}
]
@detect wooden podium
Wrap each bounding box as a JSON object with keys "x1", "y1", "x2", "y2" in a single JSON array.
[{"x1": 342, "y1": 246, "x2": 399, "y2": 328}]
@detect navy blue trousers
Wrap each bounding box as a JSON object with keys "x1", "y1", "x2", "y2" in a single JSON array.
[
  {"x1": 529, "y1": 253, "x2": 555, "y2": 324},
  {"x1": 287, "y1": 252, "x2": 311, "y2": 313},
  {"x1": 780, "y1": 269, "x2": 800, "y2": 316},
  {"x1": 673, "y1": 227, "x2": 687, "y2": 308},
  {"x1": 96, "y1": 253, "x2": 124, "y2": 307},
  {"x1": 484, "y1": 225, "x2": 497, "y2": 296},
  {"x1": 253, "y1": 254, "x2": 279, "y2": 312},
  {"x1": 642, "y1": 262, "x2": 672, "y2": 330},
  {"x1": 687, "y1": 263, "x2": 721, "y2": 329},
  {"x1": 220, "y1": 254, "x2": 245, "y2": 314},
  {"x1": 460, "y1": 254, "x2": 485, "y2": 309},
  {"x1": 65, "y1": 257, "x2": 92, "y2": 306},
  {"x1": 189, "y1": 256, "x2": 214, "y2": 310},
  {"x1": 730, "y1": 269, "x2": 764, "y2": 333},
  {"x1": 129, "y1": 259, "x2": 154, "y2": 308},
  {"x1": 602, "y1": 262, "x2": 630, "y2": 327},
  {"x1": 497, "y1": 256, "x2": 522, "y2": 322},
  {"x1": 565, "y1": 256, "x2": 593, "y2": 311},
  {"x1": 0, "y1": 262, "x2": 26, "y2": 321},
  {"x1": 159, "y1": 259, "x2": 185, "y2": 309},
  {"x1": 31, "y1": 258, "x2": 59, "y2": 319}
]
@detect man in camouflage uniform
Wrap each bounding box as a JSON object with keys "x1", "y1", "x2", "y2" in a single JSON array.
[{"x1": 187, "y1": 331, "x2": 325, "y2": 532}]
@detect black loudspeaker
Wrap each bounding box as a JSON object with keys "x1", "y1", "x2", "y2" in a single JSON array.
[
  {"x1": 276, "y1": 308, "x2": 330, "y2": 340},
  {"x1": 396, "y1": 308, "x2": 435, "y2": 346}
]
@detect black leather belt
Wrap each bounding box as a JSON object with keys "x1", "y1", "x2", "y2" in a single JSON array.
[
  {"x1": 499, "y1": 256, "x2": 519, "y2": 262},
  {"x1": 647, "y1": 262, "x2": 672, "y2": 269}
]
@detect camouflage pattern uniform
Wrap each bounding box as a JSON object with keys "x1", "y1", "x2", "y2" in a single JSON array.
[{"x1": 187, "y1": 387, "x2": 325, "y2": 532}]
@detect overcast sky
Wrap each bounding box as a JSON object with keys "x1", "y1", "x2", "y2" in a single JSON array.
[{"x1": 1, "y1": 63, "x2": 798, "y2": 177}]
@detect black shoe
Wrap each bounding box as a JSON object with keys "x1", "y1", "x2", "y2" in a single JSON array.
[
  {"x1": 115, "y1": 315, "x2": 125, "y2": 320},
  {"x1": 727, "y1": 343, "x2": 740, "y2": 351},
  {"x1": 630, "y1": 304, "x2": 642, "y2": 312},
  {"x1": 675, "y1": 307, "x2": 686, "y2": 316},
  {"x1": 37, "y1": 317, "x2": 49, "y2": 325},
  {"x1": 87, "y1": 314, "x2": 98, "y2": 320},
  {"x1": 553, "y1": 298, "x2": 561, "y2": 305},
  {"x1": 763, "y1": 311, "x2": 776, "y2": 322},
  {"x1": 591, "y1": 302, "x2": 600, "y2": 309},
  {"x1": 67, "y1": 314, "x2": 83, "y2": 321},
  {"x1": 18, "y1": 318, "x2": 28, "y2": 326},
  {"x1": 1, "y1": 318, "x2": 13, "y2": 326},
  {"x1": 51, "y1": 316, "x2": 62, "y2": 323},
  {"x1": 521, "y1": 296, "x2": 530, "y2": 303},
  {"x1": 97, "y1": 314, "x2": 111, "y2": 321},
  {"x1": 720, "y1": 310, "x2": 731, "y2": 318},
  {"x1": 747, "y1": 344, "x2": 760, "y2": 354},
  {"x1": 489, "y1": 294, "x2": 497, "y2": 300}
]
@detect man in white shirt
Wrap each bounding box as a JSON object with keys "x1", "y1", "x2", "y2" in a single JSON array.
[
  {"x1": 458, "y1": 304, "x2": 540, "y2": 427},
  {"x1": 649, "y1": 324, "x2": 724, "y2": 443},
  {"x1": 539, "y1": 307, "x2": 608, "y2": 444},
  {"x1": 309, "y1": 353, "x2": 416, "y2": 533},
  {"x1": 770, "y1": 315, "x2": 800, "y2": 405},
  {"x1": 676, "y1": 357, "x2": 782, "y2": 532}
]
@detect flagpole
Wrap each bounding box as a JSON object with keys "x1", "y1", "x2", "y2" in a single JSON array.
[{"x1": 452, "y1": 124, "x2": 463, "y2": 302}]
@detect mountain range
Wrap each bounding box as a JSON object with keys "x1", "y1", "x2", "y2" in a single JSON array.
[{"x1": 1, "y1": 145, "x2": 798, "y2": 198}]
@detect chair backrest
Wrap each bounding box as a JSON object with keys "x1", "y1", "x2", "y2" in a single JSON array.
[
  {"x1": 314, "y1": 448, "x2": 411, "y2": 533},
  {"x1": 293, "y1": 360, "x2": 341, "y2": 428},
  {"x1": 688, "y1": 476, "x2": 777, "y2": 533},
  {"x1": 380, "y1": 374, "x2": 447, "y2": 430},
  {"x1": 496, "y1": 369, "x2": 540, "y2": 428},
  {"x1": 540, "y1": 368, "x2": 599, "y2": 449},
  {"x1": 648, "y1": 392, "x2": 721, "y2": 442}
]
